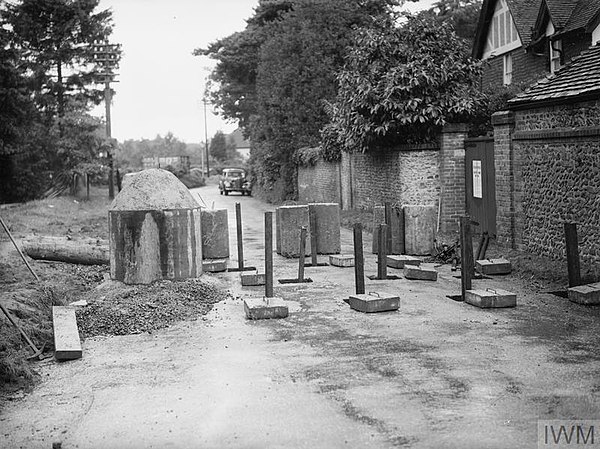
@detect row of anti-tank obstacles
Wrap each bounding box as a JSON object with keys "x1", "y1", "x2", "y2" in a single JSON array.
[{"x1": 107, "y1": 169, "x2": 517, "y2": 320}]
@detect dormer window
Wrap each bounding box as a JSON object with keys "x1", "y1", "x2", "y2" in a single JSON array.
[{"x1": 550, "y1": 39, "x2": 562, "y2": 73}]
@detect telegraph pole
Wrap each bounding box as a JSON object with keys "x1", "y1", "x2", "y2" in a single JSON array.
[
  {"x1": 203, "y1": 97, "x2": 210, "y2": 178},
  {"x1": 93, "y1": 41, "x2": 121, "y2": 199}
]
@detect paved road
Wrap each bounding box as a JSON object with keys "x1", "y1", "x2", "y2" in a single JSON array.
[{"x1": 2, "y1": 183, "x2": 600, "y2": 448}]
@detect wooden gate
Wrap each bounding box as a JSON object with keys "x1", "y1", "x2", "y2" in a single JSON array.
[{"x1": 465, "y1": 137, "x2": 496, "y2": 237}]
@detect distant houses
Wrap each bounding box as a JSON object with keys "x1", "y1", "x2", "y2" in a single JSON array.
[{"x1": 228, "y1": 128, "x2": 251, "y2": 161}]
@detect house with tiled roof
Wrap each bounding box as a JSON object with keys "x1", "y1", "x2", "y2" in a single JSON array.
[
  {"x1": 473, "y1": 0, "x2": 600, "y2": 89},
  {"x1": 489, "y1": 42, "x2": 600, "y2": 274}
]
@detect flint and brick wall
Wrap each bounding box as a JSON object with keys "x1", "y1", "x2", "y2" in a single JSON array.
[
  {"x1": 297, "y1": 159, "x2": 340, "y2": 204},
  {"x1": 297, "y1": 126, "x2": 467, "y2": 233},
  {"x1": 495, "y1": 101, "x2": 600, "y2": 276}
]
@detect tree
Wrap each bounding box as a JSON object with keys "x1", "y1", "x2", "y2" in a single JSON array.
[
  {"x1": 2, "y1": 0, "x2": 116, "y2": 121},
  {"x1": 322, "y1": 13, "x2": 483, "y2": 154},
  {"x1": 210, "y1": 131, "x2": 228, "y2": 161},
  {"x1": 422, "y1": 0, "x2": 482, "y2": 43},
  {"x1": 200, "y1": 0, "x2": 401, "y2": 201}
]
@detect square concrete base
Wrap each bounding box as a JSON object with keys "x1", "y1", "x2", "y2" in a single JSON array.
[
  {"x1": 475, "y1": 258, "x2": 512, "y2": 275},
  {"x1": 202, "y1": 259, "x2": 228, "y2": 273},
  {"x1": 244, "y1": 297, "x2": 289, "y2": 320},
  {"x1": 568, "y1": 283, "x2": 600, "y2": 305},
  {"x1": 465, "y1": 288, "x2": 517, "y2": 308},
  {"x1": 329, "y1": 254, "x2": 354, "y2": 267},
  {"x1": 241, "y1": 271, "x2": 266, "y2": 286},
  {"x1": 387, "y1": 255, "x2": 421, "y2": 269},
  {"x1": 404, "y1": 265, "x2": 437, "y2": 281},
  {"x1": 348, "y1": 293, "x2": 399, "y2": 313}
]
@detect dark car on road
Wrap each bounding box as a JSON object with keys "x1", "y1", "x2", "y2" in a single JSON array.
[{"x1": 218, "y1": 168, "x2": 252, "y2": 196}]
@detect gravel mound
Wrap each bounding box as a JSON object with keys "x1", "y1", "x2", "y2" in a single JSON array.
[
  {"x1": 110, "y1": 169, "x2": 199, "y2": 211},
  {"x1": 76, "y1": 278, "x2": 229, "y2": 337}
]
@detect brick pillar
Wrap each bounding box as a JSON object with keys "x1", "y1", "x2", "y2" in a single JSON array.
[
  {"x1": 492, "y1": 111, "x2": 516, "y2": 248},
  {"x1": 439, "y1": 123, "x2": 468, "y2": 233}
]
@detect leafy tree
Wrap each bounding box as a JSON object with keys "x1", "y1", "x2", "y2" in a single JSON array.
[
  {"x1": 2, "y1": 0, "x2": 116, "y2": 120},
  {"x1": 201, "y1": 0, "x2": 401, "y2": 201},
  {"x1": 210, "y1": 131, "x2": 228, "y2": 161},
  {"x1": 423, "y1": 0, "x2": 482, "y2": 43},
  {"x1": 322, "y1": 14, "x2": 483, "y2": 153}
]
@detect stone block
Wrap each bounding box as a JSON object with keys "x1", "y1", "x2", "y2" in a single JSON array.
[
  {"x1": 372, "y1": 205, "x2": 404, "y2": 255},
  {"x1": 202, "y1": 259, "x2": 228, "y2": 273},
  {"x1": 568, "y1": 284, "x2": 600, "y2": 305},
  {"x1": 201, "y1": 209, "x2": 229, "y2": 259},
  {"x1": 308, "y1": 203, "x2": 341, "y2": 254},
  {"x1": 403, "y1": 265, "x2": 437, "y2": 281},
  {"x1": 52, "y1": 306, "x2": 82, "y2": 361},
  {"x1": 241, "y1": 271, "x2": 266, "y2": 286},
  {"x1": 276, "y1": 205, "x2": 311, "y2": 257},
  {"x1": 476, "y1": 258, "x2": 512, "y2": 275},
  {"x1": 329, "y1": 254, "x2": 354, "y2": 267},
  {"x1": 404, "y1": 205, "x2": 436, "y2": 255},
  {"x1": 387, "y1": 255, "x2": 420, "y2": 269},
  {"x1": 244, "y1": 297, "x2": 289, "y2": 320},
  {"x1": 348, "y1": 292, "x2": 399, "y2": 313},
  {"x1": 465, "y1": 288, "x2": 517, "y2": 308}
]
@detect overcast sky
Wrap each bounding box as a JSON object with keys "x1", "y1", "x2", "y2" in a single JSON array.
[{"x1": 94, "y1": 0, "x2": 434, "y2": 144}]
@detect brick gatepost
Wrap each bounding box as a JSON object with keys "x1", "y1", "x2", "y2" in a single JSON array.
[{"x1": 439, "y1": 123, "x2": 468, "y2": 233}]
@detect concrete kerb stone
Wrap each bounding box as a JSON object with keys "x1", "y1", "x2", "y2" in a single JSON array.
[
  {"x1": 475, "y1": 258, "x2": 512, "y2": 275},
  {"x1": 329, "y1": 254, "x2": 354, "y2": 267},
  {"x1": 403, "y1": 265, "x2": 438, "y2": 281},
  {"x1": 348, "y1": 292, "x2": 400, "y2": 313},
  {"x1": 568, "y1": 283, "x2": 600, "y2": 305},
  {"x1": 244, "y1": 296, "x2": 289, "y2": 320},
  {"x1": 464, "y1": 288, "x2": 517, "y2": 308},
  {"x1": 387, "y1": 255, "x2": 420, "y2": 269}
]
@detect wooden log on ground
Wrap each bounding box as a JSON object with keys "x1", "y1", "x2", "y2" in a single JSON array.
[{"x1": 22, "y1": 236, "x2": 109, "y2": 265}]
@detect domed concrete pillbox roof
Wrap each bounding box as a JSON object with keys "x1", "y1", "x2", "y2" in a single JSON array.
[{"x1": 110, "y1": 168, "x2": 199, "y2": 211}]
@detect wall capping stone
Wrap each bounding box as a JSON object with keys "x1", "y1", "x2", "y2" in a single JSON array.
[
  {"x1": 513, "y1": 126, "x2": 600, "y2": 141},
  {"x1": 442, "y1": 123, "x2": 468, "y2": 133},
  {"x1": 491, "y1": 111, "x2": 515, "y2": 126}
]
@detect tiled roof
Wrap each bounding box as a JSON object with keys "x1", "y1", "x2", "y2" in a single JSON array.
[
  {"x1": 544, "y1": 0, "x2": 578, "y2": 29},
  {"x1": 508, "y1": 43, "x2": 600, "y2": 106},
  {"x1": 561, "y1": 0, "x2": 600, "y2": 34},
  {"x1": 506, "y1": 0, "x2": 542, "y2": 46}
]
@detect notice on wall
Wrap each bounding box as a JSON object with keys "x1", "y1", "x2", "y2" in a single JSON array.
[{"x1": 473, "y1": 160, "x2": 482, "y2": 199}]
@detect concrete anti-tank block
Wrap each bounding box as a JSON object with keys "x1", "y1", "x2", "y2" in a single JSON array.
[
  {"x1": 475, "y1": 258, "x2": 512, "y2": 275},
  {"x1": 202, "y1": 259, "x2": 228, "y2": 273},
  {"x1": 244, "y1": 297, "x2": 289, "y2": 320},
  {"x1": 403, "y1": 265, "x2": 437, "y2": 281},
  {"x1": 404, "y1": 205, "x2": 436, "y2": 256},
  {"x1": 348, "y1": 292, "x2": 399, "y2": 313},
  {"x1": 465, "y1": 288, "x2": 517, "y2": 308},
  {"x1": 309, "y1": 203, "x2": 341, "y2": 254},
  {"x1": 276, "y1": 205, "x2": 311, "y2": 258},
  {"x1": 201, "y1": 209, "x2": 229, "y2": 259},
  {"x1": 387, "y1": 255, "x2": 420, "y2": 269},
  {"x1": 568, "y1": 284, "x2": 600, "y2": 305},
  {"x1": 372, "y1": 205, "x2": 404, "y2": 255},
  {"x1": 241, "y1": 271, "x2": 266, "y2": 286},
  {"x1": 329, "y1": 254, "x2": 354, "y2": 267}
]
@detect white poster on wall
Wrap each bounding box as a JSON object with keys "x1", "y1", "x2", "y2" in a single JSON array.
[{"x1": 473, "y1": 160, "x2": 482, "y2": 199}]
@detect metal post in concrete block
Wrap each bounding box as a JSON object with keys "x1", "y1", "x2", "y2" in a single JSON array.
[
  {"x1": 279, "y1": 226, "x2": 313, "y2": 284},
  {"x1": 460, "y1": 216, "x2": 473, "y2": 301},
  {"x1": 276, "y1": 205, "x2": 311, "y2": 257},
  {"x1": 201, "y1": 209, "x2": 230, "y2": 260},
  {"x1": 228, "y1": 203, "x2": 256, "y2": 272},
  {"x1": 377, "y1": 224, "x2": 387, "y2": 280},
  {"x1": 564, "y1": 222, "x2": 582, "y2": 288},
  {"x1": 265, "y1": 211, "x2": 274, "y2": 298},
  {"x1": 353, "y1": 223, "x2": 365, "y2": 295}
]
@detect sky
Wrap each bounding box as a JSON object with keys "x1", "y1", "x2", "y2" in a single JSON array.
[{"x1": 94, "y1": 0, "x2": 435, "y2": 144}]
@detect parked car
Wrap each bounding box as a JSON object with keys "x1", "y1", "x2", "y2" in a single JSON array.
[{"x1": 218, "y1": 168, "x2": 252, "y2": 196}]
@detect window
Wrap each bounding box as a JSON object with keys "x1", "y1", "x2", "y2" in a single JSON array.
[
  {"x1": 503, "y1": 53, "x2": 513, "y2": 85},
  {"x1": 550, "y1": 39, "x2": 562, "y2": 73},
  {"x1": 483, "y1": 0, "x2": 521, "y2": 59}
]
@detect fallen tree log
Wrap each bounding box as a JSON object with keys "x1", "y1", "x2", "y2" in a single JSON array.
[{"x1": 21, "y1": 236, "x2": 109, "y2": 265}]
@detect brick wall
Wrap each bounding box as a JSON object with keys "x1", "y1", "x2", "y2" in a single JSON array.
[
  {"x1": 482, "y1": 48, "x2": 548, "y2": 89},
  {"x1": 494, "y1": 102, "x2": 600, "y2": 278},
  {"x1": 297, "y1": 159, "x2": 341, "y2": 204}
]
